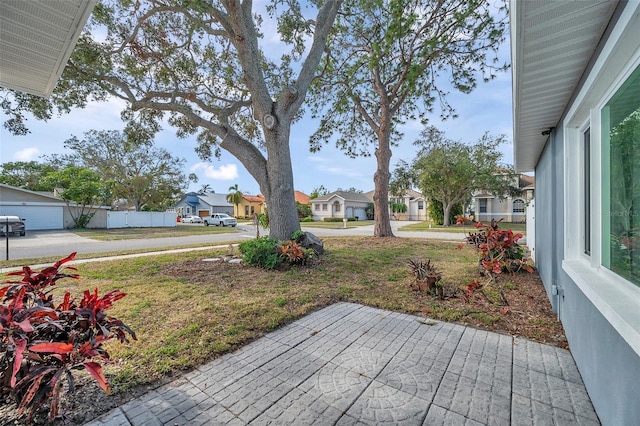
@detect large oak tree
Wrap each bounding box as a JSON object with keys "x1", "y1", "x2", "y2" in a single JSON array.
[
  {"x1": 308, "y1": 0, "x2": 507, "y2": 236},
  {"x1": 1, "y1": 0, "x2": 342, "y2": 240}
]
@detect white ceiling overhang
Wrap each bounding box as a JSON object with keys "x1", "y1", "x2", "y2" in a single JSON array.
[
  {"x1": 510, "y1": 0, "x2": 619, "y2": 172},
  {"x1": 0, "y1": 0, "x2": 97, "y2": 98}
]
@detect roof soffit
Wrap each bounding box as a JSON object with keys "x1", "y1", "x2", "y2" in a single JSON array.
[
  {"x1": 511, "y1": 0, "x2": 618, "y2": 172},
  {"x1": 0, "y1": 0, "x2": 97, "y2": 97}
]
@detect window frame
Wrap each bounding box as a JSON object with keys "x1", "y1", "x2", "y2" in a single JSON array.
[
  {"x1": 584, "y1": 128, "x2": 591, "y2": 256},
  {"x1": 479, "y1": 198, "x2": 487, "y2": 213},
  {"x1": 561, "y1": 10, "x2": 640, "y2": 355},
  {"x1": 512, "y1": 199, "x2": 525, "y2": 213}
]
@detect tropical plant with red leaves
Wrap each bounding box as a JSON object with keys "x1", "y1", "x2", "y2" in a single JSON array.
[
  {"x1": 462, "y1": 279, "x2": 483, "y2": 303},
  {"x1": 463, "y1": 221, "x2": 534, "y2": 276},
  {"x1": 0, "y1": 253, "x2": 136, "y2": 423}
]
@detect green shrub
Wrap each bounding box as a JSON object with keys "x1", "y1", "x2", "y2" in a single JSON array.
[
  {"x1": 296, "y1": 202, "x2": 312, "y2": 218},
  {"x1": 428, "y1": 198, "x2": 462, "y2": 225},
  {"x1": 238, "y1": 237, "x2": 282, "y2": 270},
  {"x1": 323, "y1": 217, "x2": 356, "y2": 222},
  {"x1": 257, "y1": 212, "x2": 269, "y2": 229},
  {"x1": 290, "y1": 229, "x2": 306, "y2": 242},
  {"x1": 300, "y1": 216, "x2": 315, "y2": 222}
]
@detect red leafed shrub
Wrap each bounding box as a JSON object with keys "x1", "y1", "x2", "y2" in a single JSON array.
[
  {"x1": 0, "y1": 253, "x2": 136, "y2": 423},
  {"x1": 462, "y1": 279, "x2": 483, "y2": 303},
  {"x1": 464, "y1": 221, "x2": 534, "y2": 276}
]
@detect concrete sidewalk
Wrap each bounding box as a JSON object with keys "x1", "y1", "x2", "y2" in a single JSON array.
[{"x1": 85, "y1": 303, "x2": 597, "y2": 426}]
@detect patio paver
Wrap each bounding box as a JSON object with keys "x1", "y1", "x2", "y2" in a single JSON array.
[{"x1": 85, "y1": 303, "x2": 598, "y2": 425}]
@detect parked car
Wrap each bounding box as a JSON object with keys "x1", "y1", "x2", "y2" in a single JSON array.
[
  {"x1": 181, "y1": 215, "x2": 202, "y2": 223},
  {"x1": 204, "y1": 213, "x2": 237, "y2": 227},
  {"x1": 0, "y1": 215, "x2": 26, "y2": 236}
]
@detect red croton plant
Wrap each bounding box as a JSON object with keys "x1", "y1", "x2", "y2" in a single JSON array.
[
  {"x1": 0, "y1": 253, "x2": 136, "y2": 423},
  {"x1": 460, "y1": 218, "x2": 534, "y2": 275}
]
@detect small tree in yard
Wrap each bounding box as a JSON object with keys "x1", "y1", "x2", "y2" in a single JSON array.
[
  {"x1": 0, "y1": 0, "x2": 342, "y2": 241},
  {"x1": 395, "y1": 126, "x2": 519, "y2": 226},
  {"x1": 0, "y1": 253, "x2": 135, "y2": 423},
  {"x1": 42, "y1": 166, "x2": 109, "y2": 228}
]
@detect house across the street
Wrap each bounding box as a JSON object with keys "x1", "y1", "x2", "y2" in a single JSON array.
[
  {"x1": 311, "y1": 191, "x2": 370, "y2": 221},
  {"x1": 473, "y1": 173, "x2": 534, "y2": 223},
  {"x1": 234, "y1": 194, "x2": 265, "y2": 218},
  {"x1": 174, "y1": 192, "x2": 234, "y2": 218},
  {"x1": 364, "y1": 189, "x2": 428, "y2": 221},
  {"x1": 0, "y1": 184, "x2": 108, "y2": 229}
]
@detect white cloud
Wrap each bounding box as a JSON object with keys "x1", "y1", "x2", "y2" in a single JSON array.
[
  {"x1": 191, "y1": 162, "x2": 238, "y2": 180},
  {"x1": 14, "y1": 147, "x2": 40, "y2": 161}
]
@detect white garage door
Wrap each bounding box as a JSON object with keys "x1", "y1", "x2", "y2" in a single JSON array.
[{"x1": 1, "y1": 206, "x2": 64, "y2": 230}]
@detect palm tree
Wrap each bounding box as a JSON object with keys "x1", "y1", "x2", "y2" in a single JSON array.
[
  {"x1": 199, "y1": 183, "x2": 212, "y2": 194},
  {"x1": 226, "y1": 184, "x2": 243, "y2": 218}
]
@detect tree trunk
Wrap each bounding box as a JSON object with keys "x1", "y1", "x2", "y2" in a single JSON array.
[
  {"x1": 262, "y1": 125, "x2": 301, "y2": 241},
  {"x1": 373, "y1": 128, "x2": 394, "y2": 237},
  {"x1": 443, "y1": 202, "x2": 452, "y2": 226}
]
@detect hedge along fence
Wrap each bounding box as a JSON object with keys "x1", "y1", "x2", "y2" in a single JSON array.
[{"x1": 323, "y1": 217, "x2": 358, "y2": 222}]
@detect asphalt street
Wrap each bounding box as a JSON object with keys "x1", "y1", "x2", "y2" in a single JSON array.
[{"x1": 1, "y1": 222, "x2": 466, "y2": 262}]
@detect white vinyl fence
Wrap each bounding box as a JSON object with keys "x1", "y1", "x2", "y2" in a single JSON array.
[
  {"x1": 526, "y1": 198, "x2": 535, "y2": 262},
  {"x1": 107, "y1": 211, "x2": 177, "y2": 228}
]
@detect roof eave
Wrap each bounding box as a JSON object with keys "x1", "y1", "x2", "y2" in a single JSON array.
[
  {"x1": 510, "y1": 0, "x2": 619, "y2": 173},
  {"x1": 0, "y1": 0, "x2": 97, "y2": 98}
]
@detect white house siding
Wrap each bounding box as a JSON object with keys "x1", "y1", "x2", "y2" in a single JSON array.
[
  {"x1": 311, "y1": 200, "x2": 332, "y2": 221},
  {"x1": 406, "y1": 199, "x2": 427, "y2": 221},
  {"x1": 475, "y1": 197, "x2": 528, "y2": 223},
  {"x1": 526, "y1": 199, "x2": 535, "y2": 262},
  {"x1": 311, "y1": 192, "x2": 370, "y2": 221}
]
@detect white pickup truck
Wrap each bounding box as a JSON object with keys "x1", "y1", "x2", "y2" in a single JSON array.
[
  {"x1": 203, "y1": 213, "x2": 237, "y2": 227},
  {"x1": 0, "y1": 215, "x2": 26, "y2": 236}
]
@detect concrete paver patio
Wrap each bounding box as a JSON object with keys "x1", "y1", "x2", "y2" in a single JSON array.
[{"x1": 85, "y1": 303, "x2": 598, "y2": 425}]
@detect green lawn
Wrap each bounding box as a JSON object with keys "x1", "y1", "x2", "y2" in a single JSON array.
[
  {"x1": 398, "y1": 221, "x2": 527, "y2": 234},
  {"x1": 30, "y1": 237, "x2": 478, "y2": 392},
  {"x1": 3, "y1": 236, "x2": 560, "y2": 410},
  {"x1": 11, "y1": 237, "x2": 556, "y2": 392}
]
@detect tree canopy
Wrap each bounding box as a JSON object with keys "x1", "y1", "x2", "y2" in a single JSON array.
[
  {"x1": 309, "y1": 185, "x2": 330, "y2": 199},
  {"x1": 1, "y1": 0, "x2": 342, "y2": 240},
  {"x1": 393, "y1": 126, "x2": 517, "y2": 226},
  {"x1": 308, "y1": 0, "x2": 508, "y2": 236},
  {"x1": 63, "y1": 130, "x2": 193, "y2": 211},
  {"x1": 42, "y1": 166, "x2": 108, "y2": 227},
  {"x1": 0, "y1": 161, "x2": 59, "y2": 191}
]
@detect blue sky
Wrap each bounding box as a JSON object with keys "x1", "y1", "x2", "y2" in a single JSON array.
[{"x1": 0, "y1": 7, "x2": 514, "y2": 198}]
